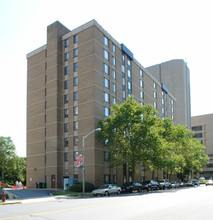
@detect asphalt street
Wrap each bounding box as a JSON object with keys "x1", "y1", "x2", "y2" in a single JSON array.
[{"x1": 1, "y1": 185, "x2": 213, "y2": 220}]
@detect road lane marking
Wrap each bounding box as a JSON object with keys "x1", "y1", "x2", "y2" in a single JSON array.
[{"x1": 0, "y1": 202, "x2": 110, "y2": 220}]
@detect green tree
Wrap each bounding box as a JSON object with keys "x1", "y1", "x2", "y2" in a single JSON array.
[
  {"x1": 98, "y1": 96, "x2": 161, "y2": 181},
  {"x1": 0, "y1": 136, "x2": 26, "y2": 184},
  {"x1": 0, "y1": 136, "x2": 16, "y2": 181}
]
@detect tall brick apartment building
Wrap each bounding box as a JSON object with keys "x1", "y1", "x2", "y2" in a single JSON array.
[{"x1": 27, "y1": 20, "x2": 190, "y2": 188}]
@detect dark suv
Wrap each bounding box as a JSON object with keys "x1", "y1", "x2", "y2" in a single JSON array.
[
  {"x1": 141, "y1": 180, "x2": 159, "y2": 191},
  {"x1": 121, "y1": 182, "x2": 142, "y2": 193},
  {"x1": 159, "y1": 179, "x2": 171, "y2": 189}
]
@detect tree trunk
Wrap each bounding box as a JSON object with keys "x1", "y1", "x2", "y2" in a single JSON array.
[{"x1": 152, "y1": 170, "x2": 155, "y2": 179}]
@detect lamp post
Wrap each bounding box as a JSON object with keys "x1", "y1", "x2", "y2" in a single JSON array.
[{"x1": 82, "y1": 127, "x2": 101, "y2": 194}]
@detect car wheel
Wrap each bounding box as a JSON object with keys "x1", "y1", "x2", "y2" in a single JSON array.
[
  {"x1": 105, "y1": 191, "x2": 109, "y2": 196},
  {"x1": 117, "y1": 190, "x2": 121, "y2": 195}
]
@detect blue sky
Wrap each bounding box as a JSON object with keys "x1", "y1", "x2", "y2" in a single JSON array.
[{"x1": 0, "y1": 0, "x2": 212, "y2": 157}]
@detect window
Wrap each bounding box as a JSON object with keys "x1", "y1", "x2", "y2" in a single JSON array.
[
  {"x1": 64, "y1": 94, "x2": 68, "y2": 103},
  {"x1": 64, "y1": 66, "x2": 69, "y2": 75},
  {"x1": 127, "y1": 59, "x2": 131, "y2": 66},
  {"x1": 122, "y1": 54, "x2": 125, "y2": 63},
  {"x1": 104, "y1": 152, "x2": 110, "y2": 161},
  {"x1": 104, "y1": 50, "x2": 109, "y2": 60},
  {"x1": 140, "y1": 80, "x2": 143, "y2": 88},
  {"x1": 104, "y1": 36, "x2": 109, "y2": 46},
  {"x1": 140, "y1": 69, "x2": 143, "y2": 77},
  {"x1": 64, "y1": 123, "x2": 68, "y2": 132},
  {"x1": 74, "y1": 121, "x2": 78, "y2": 130},
  {"x1": 64, "y1": 138, "x2": 69, "y2": 147},
  {"x1": 140, "y1": 91, "x2": 143, "y2": 99},
  {"x1": 153, "y1": 91, "x2": 157, "y2": 99},
  {"x1": 112, "y1": 56, "x2": 115, "y2": 66},
  {"x1": 112, "y1": 44, "x2": 115, "y2": 52},
  {"x1": 122, "y1": 77, "x2": 125, "y2": 86},
  {"x1": 73, "y1": 77, "x2": 78, "y2": 86},
  {"x1": 64, "y1": 152, "x2": 69, "y2": 162},
  {"x1": 64, "y1": 39, "x2": 69, "y2": 48},
  {"x1": 104, "y1": 78, "x2": 109, "y2": 88},
  {"x1": 104, "y1": 64, "x2": 109, "y2": 74},
  {"x1": 65, "y1": 52, "x2": 69, "y2": 61},
  {"x1": 104, "y1": 174, "x2": 110, "y2": 184},
  {"x1": 192, "y1": 126, "x2": 202, "y2": 131},
  {"x1": 74, "y1": 62, "x2": 78, "y2": 72},
  {"x1": 194, "y1": 133, "x2": 203, "y2": 138},
  {"x1": 104, "y1": 92, "x2": 109, "y2": 103},
  {"x1": 113, "y1": 175, "x2": 117, "y2": 184},
  {"x1": 112, "y1": 83, "x2": 116, "y2": 93},
  {"x1": 74, "y1": 92, "x2": 78, "y2": 101},
  {"x1": 64, "y1": 109, "x2": 68, "y2": 118},
  {"x1": 104, "y1": 107, "x2": 109, "y2": 117},
  {"x1": 112, "y1": 70, "x2": 116, "y2": 79},
  {"x1": 74, "y1": 35, "x2": 78, "y2": 43},
  {"x1": 127, "y1": 70, "x2": 131, "y2": 78},
  {"x1": 112, "y1": 97, "x2": 116, "y2": 104},
  {"x1": 128, "y1": 81, "x2": 131, "y2": 90},
  {"x1": 104, "y1": 138, "x2": 109, "y2": 146},
  {"x1": 64, "y1": 80, "x2": 68, "y2": 89},
  {"x1": 122, "y1": 91, "x2": 126, "y2": 99},
  {"x1": 74, "y1": 136, "x2": 78, "y2": 146},
  {"x1": 153, "y1": 82, "x2": 156, "y2": 89},
  {"x1": 154, "y1": 101, "x2": 157, "y2": 109},
  {"x1": 74, "y1": 48, "x2": 78, "y2": 57},
  {"x1": 74, "y1": 106, "x2": 78, "y2": 116},
  {"x1": 122, "y1": 65, "x2": 125, "y2": 73}
]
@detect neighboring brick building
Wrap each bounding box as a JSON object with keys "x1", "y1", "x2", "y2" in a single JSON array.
[
  {"x1": 192, "y1": 114, "x2": 213, "y2": 179},
  {"x1": 27, "y1": 20, "x2": 190, "y2": 188}
]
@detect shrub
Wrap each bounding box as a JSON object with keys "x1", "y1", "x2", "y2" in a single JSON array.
[{"x1": 69, "y1": 182, "x2": 94, "y2": 192}]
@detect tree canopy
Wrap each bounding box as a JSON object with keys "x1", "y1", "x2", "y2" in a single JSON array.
[
  {"x1": 97, "y1": 96, "x2": 209, "y2": 182},
  {"x1": 0, "y1": 136, "x2": 26, "y2": 184}
]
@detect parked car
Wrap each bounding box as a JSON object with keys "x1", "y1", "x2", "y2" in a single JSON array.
[
  {"x1": 179, "y1": 182, "x2": 185, "y2": 187},
  {"x1": 192, "y1": 180, "x2": 200, "y2": 186},
  {"x1": 121, "y1": 182, "x2": 142, "y2": 193},
  {"x1": 159, "y1": 180, "x2": 171, "y2": 189},
  {"x1": 171, "y1": 181, "x2": 180, "y2": 188},
  {"x1": 185, "y1": 181, "x2": 194, "y2": 187},
  {"x1": 92, "y1": 184, "x2": 121, "y2": 196},
  {"x1": 206, "y1": 180, "x2": 213, "y2": 186},
  {"x1": 141, "y1": 180, "x2": 159, "y2": 191}
]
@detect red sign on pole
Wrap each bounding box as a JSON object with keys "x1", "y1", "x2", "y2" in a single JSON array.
[{"x1": 76, "y1": 154, "x2": 83, "y2": 167}]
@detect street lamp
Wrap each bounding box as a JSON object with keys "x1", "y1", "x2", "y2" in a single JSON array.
[{"x1": 82, "y1": 127, "x2": 101, "y2": 194}]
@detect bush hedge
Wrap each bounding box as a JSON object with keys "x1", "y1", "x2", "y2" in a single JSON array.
[{"x1": 69, "y1": 182, "x2": 95, "y2": 192}]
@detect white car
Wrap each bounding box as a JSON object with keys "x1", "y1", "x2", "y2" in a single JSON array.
[
  {"x1": 92, "y1": 184, "x2": 121, "y2": 196},
  {"x1": 206, "y1": 180, "x2": 213, "y2": 186}
]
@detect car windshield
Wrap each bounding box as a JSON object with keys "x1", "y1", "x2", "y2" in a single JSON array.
[{"x1": 98, "y1": 184, "x2": 109, "y2": 189}]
